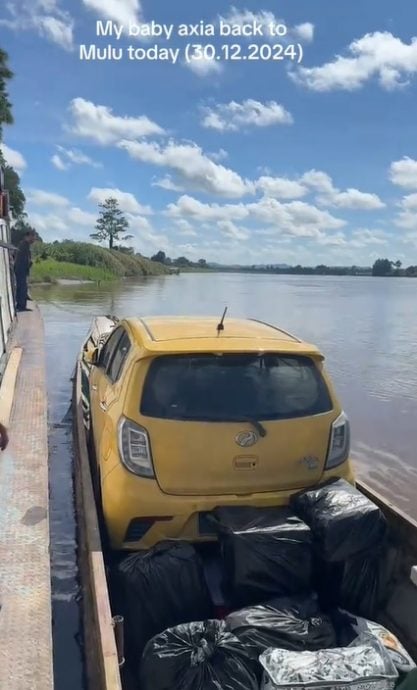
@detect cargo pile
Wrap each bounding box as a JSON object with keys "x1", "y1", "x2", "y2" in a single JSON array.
[{"x1": 116, "y1": 479, "x2": 416, "y2": 689}]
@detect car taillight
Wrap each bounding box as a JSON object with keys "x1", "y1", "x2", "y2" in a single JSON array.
[
  {"x1": 325, "y1": 411, "x2": 350, "y2": 469},
  {"x1": 118, "y1": 417, "x2": 155, "y2": 478}
]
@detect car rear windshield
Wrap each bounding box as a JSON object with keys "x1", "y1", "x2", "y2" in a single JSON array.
[{"x1": 140, "y1": 353, "x2": 333, "y2": 421}]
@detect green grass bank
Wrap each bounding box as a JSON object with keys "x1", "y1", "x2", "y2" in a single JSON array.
[{"x1": 30, "y1": 241, "x2": 172, "y2": 284}]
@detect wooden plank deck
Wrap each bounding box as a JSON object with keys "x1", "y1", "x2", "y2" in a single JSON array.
[{"x1": 0, "y1": 306, "x2": 53, "y2": 689}]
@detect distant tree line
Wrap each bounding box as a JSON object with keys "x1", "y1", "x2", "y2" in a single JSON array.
[
  {"x1": 151, "y1": 250, "x2": 207, "y2": 269},
  {"x1": 371, "y1": 259, "x2": 417, "y2": 277}
]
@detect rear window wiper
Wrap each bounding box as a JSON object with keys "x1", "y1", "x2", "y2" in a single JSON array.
[{"x1": 243, "y1": 418, "x2": 267, "y2": 438}]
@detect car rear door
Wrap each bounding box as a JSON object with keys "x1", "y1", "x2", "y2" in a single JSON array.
[
  {"x1": 90, "y1": 327, "x2": 130, "y2": 455},
  {"x1": 137, "y1": 352, "x2": 336, "y2": 496}
]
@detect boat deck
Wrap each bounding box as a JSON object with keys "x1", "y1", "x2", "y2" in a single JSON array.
[{"x1": 0, "y1": 306, "x2": 53, "y2": 689}]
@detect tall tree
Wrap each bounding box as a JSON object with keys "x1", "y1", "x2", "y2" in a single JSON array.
[
  {"x1": 0, "y1": 48, "x2": 26, "y2": 221},
  {"x1": 372, "y1": 258, "x2": 393, "y2": 277},
  {"x1": 90, "y1": 197, "x2": 132, "y2": 250},
  {"x1": 11, "y1": 218, "x2": 41, "y2": 245},
  {"x1": 4, "y1": 165, "x2": 25, "y2": 217},
  {"x1": 0, "y1": 48, "x2": 13, "y2": 141}
]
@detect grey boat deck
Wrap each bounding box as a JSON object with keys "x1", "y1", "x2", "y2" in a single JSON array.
[{"x1": 0, "y1": 307, "x2": 53, "y2": 689}]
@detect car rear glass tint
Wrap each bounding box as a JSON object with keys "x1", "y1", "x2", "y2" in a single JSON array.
[{"x1": 140, "y1": 353, "x2": 333, "y2": 421}]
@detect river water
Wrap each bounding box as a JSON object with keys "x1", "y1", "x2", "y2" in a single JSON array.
[{"x1": 34, "y1": 272, "x2": 417, "y2": 688}]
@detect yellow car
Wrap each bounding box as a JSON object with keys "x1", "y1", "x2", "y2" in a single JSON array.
[{"x1": 84, "y1": 316, "x2": 354, "y2": 550}]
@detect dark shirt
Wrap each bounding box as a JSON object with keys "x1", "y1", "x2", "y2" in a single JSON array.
[{"x1": 14, "y1": 239, "x2": 31, "y2": 275}]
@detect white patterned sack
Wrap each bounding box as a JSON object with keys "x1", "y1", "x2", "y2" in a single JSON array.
[
  {"x1": 260, "y1": 636, "x2": 398, "y2": 690},
  {"x1": 346, "y1": 615, "x2": 415, "y2": 675}
]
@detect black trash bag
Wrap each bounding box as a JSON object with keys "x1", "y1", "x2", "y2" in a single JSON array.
[
  {"x1": 139, "y1": 619, "x2": 259, "y2": 690},
  {"x1": 117, "y1": 541, "x2": 213, "y2": 659},
  {"x1": 212, "y1": 505, "x2": 313, "y2": 607},
  {"x1": 313, "y1": 558, "x2": 344, "y2": 612},
  {"x1": 291, "y1": 478, "x2": 387, "y2": 562},
  {"x1": 225, "y1": 593, "x2": 337, "y2": 659},
  {"x1": 337, "y1": 545, "x2": 393, "y2": 619}
]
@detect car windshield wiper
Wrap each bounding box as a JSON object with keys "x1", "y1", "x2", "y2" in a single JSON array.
[{"x1": 173, "y1": 410, "x2": 267, "y2": 437}]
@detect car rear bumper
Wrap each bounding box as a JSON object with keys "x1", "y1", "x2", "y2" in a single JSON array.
[{"x1": 101, "y1": 459, "x2": 355, "y2": 550}]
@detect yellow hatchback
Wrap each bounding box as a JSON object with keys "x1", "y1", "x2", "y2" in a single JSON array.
[{"x1": 84, "y1": 316, "x2": 354, "y2": 550}]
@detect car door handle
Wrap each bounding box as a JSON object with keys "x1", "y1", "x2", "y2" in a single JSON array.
[
  {"x1": 91, "y1": 385, "x2": 97, "y2": 391},
  {"x1": 99, "y1": 400, "x2": 108, "y2": 411}
]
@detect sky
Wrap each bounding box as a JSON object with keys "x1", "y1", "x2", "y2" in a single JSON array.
[{"x1": 2, "y1": 0, "x2": 417, "y2": 266}]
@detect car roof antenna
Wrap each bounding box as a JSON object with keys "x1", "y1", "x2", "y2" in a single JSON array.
[{"x1": 217, "y1": 306, "x2": 228, "y2": 334}]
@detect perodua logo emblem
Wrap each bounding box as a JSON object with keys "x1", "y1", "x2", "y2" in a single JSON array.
[{"x1": 235, "y1": 431, "x2": 258, "y2": 447}]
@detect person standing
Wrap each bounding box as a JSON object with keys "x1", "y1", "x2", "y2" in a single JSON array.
[{"x1": 14, "y1": 229, "x2": 36, "y2": 312}]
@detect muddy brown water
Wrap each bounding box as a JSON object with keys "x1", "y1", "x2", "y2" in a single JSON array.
[{"x1": 35, "y1": 272, "x2": 417, "y2": 688}]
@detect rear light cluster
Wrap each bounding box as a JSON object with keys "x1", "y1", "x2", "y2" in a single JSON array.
[
  {"x1": 325, "y1": 411, "x2": 350, "y2": 469},
  {"x1": 118, "y1": 417, "x2": 155, "y2": 478}
]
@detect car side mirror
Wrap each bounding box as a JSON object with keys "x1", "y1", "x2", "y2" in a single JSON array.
[{"x1": 84, "y1": 347, "x2": 99, "y2": 366}]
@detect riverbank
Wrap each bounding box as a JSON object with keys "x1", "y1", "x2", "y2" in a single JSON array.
[
  {"x1": 31, "y1": 259, "x2": 114, "y2": 284},
  {"x1": 30, "y1": 243, "x2": 173, "y2": 284}
]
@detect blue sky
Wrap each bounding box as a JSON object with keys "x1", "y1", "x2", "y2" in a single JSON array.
[{"x1": 2, "y1": 0, "x2": 417, "y2": 265}]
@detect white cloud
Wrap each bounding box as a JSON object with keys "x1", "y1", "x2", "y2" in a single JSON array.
[
  {"x1": 173, "y1": 219, "x2": 197, "y2": 237},
  {"x1": 390, "y1": 157, "x2": 417, "y2": 189},
  {"x1": 51, "y1": 154, "x2": 68, "y2": 171},
  {"x1": 124, "y1": 213, "x2": 153, "y2": 232},
  {"x1": 152, "y1": 176, "x2": 185, "y2": 192},
  {"x1": 350, "y1": 229, "x2": 388, "y2": 247},
  {"x1": 248, "y1": 197, "x2": 346, "y2": 233},
  {"x1": 1, "y1": 144, "x2": 27, "y2": 172},
  {"x1": 166, "y1": 195, "x2": 250, "y2": 222},
  {"x1": 398, "y1": 192, "x2": 417, "y2": 211},
  {"x1": 209, "y1": 149, "x2": 228, "y2": 162},
  {"x1": 88, "y1": 187, "x2": 152, "y2": 215},
  {"x1": 28, "y1": 189, "x2": 70, "y2": 207},
  {"x1": 219, "y1": 8, "x2": 314, "y2": 44},
  {"x1": 291, "y1": 32, "x2": 417, "y2": 91},
  {"x1": 81, "y1": 0, "x2": 142, "y2": 25},
  {"x1": 256, "y1": 176, "x2": 307, "y2": 199},
  {"x1": 218, "y1": 220, "x2": 250, "y2": 241},
  {"x1": 186, "y1": 56, "x2": 223, "y2": 77},
  {"x1": 0, "y1": 0, "x2": 74, "y2": 50},
  {"x1": 52, "y1": 145, "x2": 101, "y2": 171},
  {"x1": 68, "y1": 98, "x2": 165, "y2": 145},
  {"x1": 294, "y1": 23, "x2": 315, "y2": 42},
  {"x1": 394, "y1": 193, "x2": 417, "y2": 230},
  {"x1": 28, "y1": 212, "x2": 70, "y2": 234},
  {"x1": 301, "y1": 169, "x2": 385, "y2": 209},
  {"x1": 201, "y1": 99, "x2": 293, "y2": 132},
  {"x1": 119, "y1": 139, "x2": 254, "y2": 198},
  {"x1": 166, "y1": 194, "x2": 346, "y2": 240},
  {"x1": 320, "y1": 188, "x2": 385, "y2": 210},
  {"x1": 301, "y1": 170, "x2": 335, "y2": 194},
  {"x1": 67, "y1": 207, "x2": 97, "y2": 226}
]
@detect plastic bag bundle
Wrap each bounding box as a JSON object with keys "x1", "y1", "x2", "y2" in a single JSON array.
[
  {"x1": 291, "y1": 479, "x2": 387, "y2": 562},
  {"x1": 117, "y1": 541, "x2": 213, "y2": 657},
  {"x1": 259, "y1": 637, "x2": 398, "y2": 690},
  {"x1": 139, "y1": 619, "x2": 259, "y2": 690},
  {"x1": 338, "y1": 547, "x2": 391, "y2": 619},
  {"x1": 212, "y1": 506, "x2": 313, "y2": 607},
  {"x1": 333, "y1": 609, "x2": 416, "y2": 675},
  {"x1": 225, "y1": 594, "x2": 337, "y2": 658}
]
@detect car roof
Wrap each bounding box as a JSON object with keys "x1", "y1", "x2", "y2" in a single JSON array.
[{"x1": 122, "y1": 316, "x2": 324, "y2": 357}]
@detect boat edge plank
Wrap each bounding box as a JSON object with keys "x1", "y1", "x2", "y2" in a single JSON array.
[{"x1": 73, "y1": 356, "x2": 123, "y2": 690}]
